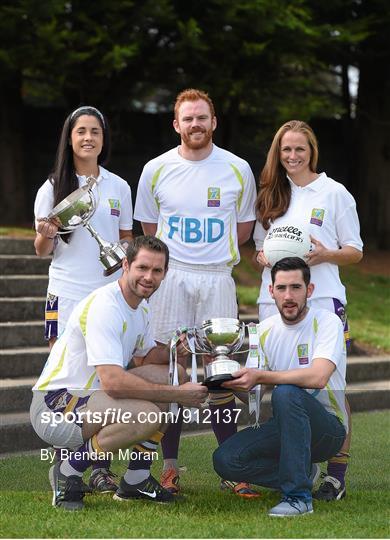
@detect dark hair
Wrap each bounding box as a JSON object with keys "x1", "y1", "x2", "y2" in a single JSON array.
[
  {"x1": 126, "y1": 236, "x2": 169, "y2": 271},
  {"x1": 271, "y1": 257, "x2": 311, "y2": 286},
  {"x1": 49, "y1": 106, "x2": 111, "y2": 243}
]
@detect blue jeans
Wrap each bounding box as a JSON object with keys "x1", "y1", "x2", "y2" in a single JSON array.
[{"x1": 213, "y1": 384, "x2": 346, "y2": 502}]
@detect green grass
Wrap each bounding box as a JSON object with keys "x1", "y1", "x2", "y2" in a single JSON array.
[
  {"x1": 340, "y1": 267, "x2": 390, "y2": 351},
  {"x1": 1, "y1": 411, "x2": 389, "y2": 538},
  {"x1": 0, "y1": 226, "x2": 35, "y2": 237}
]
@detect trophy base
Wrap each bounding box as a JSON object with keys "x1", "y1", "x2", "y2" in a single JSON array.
[
  {"x1": 103, "y1": 260, "x2": 124, "y2": 277},
  {"x1": 202, "y1": 373, "x2": 234, "y2": 392}
]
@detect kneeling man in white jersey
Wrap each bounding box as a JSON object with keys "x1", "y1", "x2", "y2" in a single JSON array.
[
  {"x1": 213, "y1": 257, "x2": 347, "y2": 517},
  {"x1": 30, "y1": 236, "x2": 207, "y2": 510}
]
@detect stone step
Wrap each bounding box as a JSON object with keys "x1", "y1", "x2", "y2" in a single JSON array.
[
  {"x1": 0, "y1": 347, "x2": 48, "y2": 378},
  {"x1": 1, "y1": 365, "x2": 390, "y2": 415},
  {"x1": 0, "y1": 298, "x2": 45, "y2": 322},
  {"x1": 0, "y1": 321, "x2": 45, "y2": 348},
  {"x1": 1, "y1": 343, "x2": 388, "y2": 382},
  {"x1": 0, "y1": 412, "x2": 47, "y2": 454},
  {"x1": 346, "y1": 356, "x2": 390, "y2": 383},
  {"x1": 0, "y1": 237, "x2": 35, "y2": 255},
  {"x1": 0, "y1": 276, "x2": 48, "y2": 297},
  {"x1": 0, "y1": 377, "x2": 37, "y2": 413},
  {"x1": 0, "y1": 255, "x2": 50, "y2": 275},
  {"x1": 1, "y1": 382, "x2": 389, "y2": 455}
]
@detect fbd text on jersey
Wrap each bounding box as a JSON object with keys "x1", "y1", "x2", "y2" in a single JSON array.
[{"x1": 168, "y1": 216, "x2": 224, "y2": 243}]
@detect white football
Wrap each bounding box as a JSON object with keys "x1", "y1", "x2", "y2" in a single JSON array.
[{"x1": 263, "y1": 224, "x2": 311, "y2": 266}]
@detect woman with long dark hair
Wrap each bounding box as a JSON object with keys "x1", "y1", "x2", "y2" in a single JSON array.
[
  {"x1": 35, "y1": 106, "x2": 133, "y2": 343},
  {"x1": 34, "y1": 106, "x2": 133, "y2": 493}
]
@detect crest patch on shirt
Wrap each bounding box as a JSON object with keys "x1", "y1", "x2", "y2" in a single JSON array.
[
  {"x1": 207, "y1": 187, "x2": 221, "y2": 207},
  {"x1": 310, "y1": 208, "x2": 325, "y2": 226},
  {"x1": 297, "y1": 343, "x2": 309, "y2": 365},
  {"x1": 108, "y1": 199, "x2": 121, "y2": 217}
]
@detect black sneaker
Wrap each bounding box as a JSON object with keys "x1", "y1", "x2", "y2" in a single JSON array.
[
  {"x1": 89, "y1": 468, "x2": 118, "y2": 493},
  {"x1": 313, "y1": 474, "x2": 346, "y2": 501},
  {"x1": 113, "y1": 474, "x2": 175, "y2": 503},
  {"x1": 49, "y1": 462, "x2": 92, "y2": 511}
]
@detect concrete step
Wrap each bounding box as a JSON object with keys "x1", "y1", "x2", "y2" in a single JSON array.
[
  {"x1": 0, "y1": 377, "x2": 37, "y2": 413},
  {"x1": 0, "y1": 347, "x2": 48, "y2": 378},
  {"x1": 0, "y1": 297, "x2": 45, "y2": 322},
  {"x1": 0, "y1": 237, "x2": 35, "y2": 255},
  {"x1": 0, "y1": 255, "x2": 51, "y2": 275},
  {"x1": 0, "y1": 276, "x2": 48, "y2": 297},
  {"x1": 0, "y1": 412, "x2": 46, "y2": 454},
  {"x1": 0, "y1": 381, "x2": 389, "y2": 455},
  {"x1": 0, "y1": 321, "x2": 45, "y2": 348},
  {"x1": 0, "y1": 351, "x2": 388, "y2": 392},
  {"x1": 1, "y1": 363, "x2": 389, "y2": 415},
  {"x1": 346, "y1": 356, "x2": 390, "y2": 383}
]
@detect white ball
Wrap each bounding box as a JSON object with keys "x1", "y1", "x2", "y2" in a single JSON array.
[{"x1": 263, "y1": 224, "x2": 311, "y2": 267}]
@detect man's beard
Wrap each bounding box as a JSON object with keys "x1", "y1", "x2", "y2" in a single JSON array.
[
  {"x1": 280, "y1": 301, "x2": 308, "y2": 323},
  {"x1": 181, "y1": 127, "x2": 213, "y2": 150}
]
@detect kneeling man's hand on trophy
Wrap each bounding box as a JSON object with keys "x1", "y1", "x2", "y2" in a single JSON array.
[{"x1": 177, "y1": 382, "x2": 208, "y2": 407}]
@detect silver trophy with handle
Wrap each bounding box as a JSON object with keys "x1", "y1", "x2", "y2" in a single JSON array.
[
  {"x1": 46, "y1": 176, "x2": 126, "y2": 276},
  {"x1": 193, "y1": 318, "x2": 246, "y2": 390}
]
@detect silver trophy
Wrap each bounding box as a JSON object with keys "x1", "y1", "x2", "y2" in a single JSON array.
[
  {"x1": 46, "y1": 176, "x2": 126, "y2": 276},
  {"x1": 194, "y1": 318, "x2": 246, "y2": 390}
]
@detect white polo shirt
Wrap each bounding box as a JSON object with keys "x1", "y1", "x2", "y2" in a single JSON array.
[
  {"x1": 254, "y1": 173, "x2": 363, "y2": 304},
  {"x1": 258, "y1": 308, "x2": 348, "y2": 431},
  {"x1": 33, "y1": 281, "x2": 155, "y2": 392},
  {"x1": 134, "y1": 144, "x2": 256, "y2": 266},
  {"x1": 34, "y1": 166, "x2": 133, "y2": 300}
]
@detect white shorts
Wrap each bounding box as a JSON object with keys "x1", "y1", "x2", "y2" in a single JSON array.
[
  {"x1": 149, "y1": 259, "x2": 238, "y2": 343},
  {"x1": 30, "y1": 390, "x2": 91, "y2": 449},
  {"x1": 44, "y1": 293, "x2": 79, "y2": 340}
]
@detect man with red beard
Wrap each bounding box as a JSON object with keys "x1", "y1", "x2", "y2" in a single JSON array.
[{"x1": 134, "y1": 88, "x2": 257, "y2": 497}]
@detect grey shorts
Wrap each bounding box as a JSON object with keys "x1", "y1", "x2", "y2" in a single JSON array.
[{"x1": 30, "y1": 390, "x2": 90, "y2": 449}]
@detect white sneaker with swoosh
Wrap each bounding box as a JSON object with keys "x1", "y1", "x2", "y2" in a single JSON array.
[{"x1": 113, "y1": 474, "x2": 175, "y2": 503}]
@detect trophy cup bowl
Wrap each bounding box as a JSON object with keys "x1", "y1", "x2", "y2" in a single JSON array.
[
  {"x1": 47, "y1": 177, "x2": 127, "y2": 276},
  {"x1": 194, "y1": 318, "x2": 245, "y2": 391},
  {"x1": 48, "y1": 184, "x2": 96, "y2": 229}
]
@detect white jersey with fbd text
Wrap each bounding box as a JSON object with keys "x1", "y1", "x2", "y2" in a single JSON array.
[
  {"x1": 33, "y1": 281, "x2": 155, "y2": 393},
  {"x1": 257, "y1": 308, "x2": 348, "y2": 431},
  {"x1": 134, "y1": 144, "x2": 256, "y2": 266}
]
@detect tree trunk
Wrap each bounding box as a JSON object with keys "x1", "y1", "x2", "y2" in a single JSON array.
[
  {"x1": 0, "y1": 73, "x2": 26, "y2": 225},
  {"x1": 355, "y1": 58, "x2": 390, "y2": 249}
]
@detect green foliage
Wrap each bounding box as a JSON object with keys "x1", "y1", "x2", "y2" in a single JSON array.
[
  {"x1": 0, "y1": 411, "x2": 389, "y2": 537},
  {"x1": 0, "y1": 0, "x2": 380, "y2": 121}
]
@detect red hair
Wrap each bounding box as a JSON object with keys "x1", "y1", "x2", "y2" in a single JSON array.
[{"x1": 174, "y1": 88, "x2": 215, "y2": 119}]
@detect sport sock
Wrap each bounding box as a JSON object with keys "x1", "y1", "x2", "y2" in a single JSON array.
[
  {"x1": 161, "y1": 408, "x2": 183, "y2": 461},
  {"x1": 163, "y1": 458, "x2": 179, "y2": 472},
  {"x1": 124, "y1": 431, "x2": 164, "y2": 485},
  {"x1": 326, "y1": 452, "x2": 350, "y2": 487},
  {"x1": 209, "y1": 393, "x2": 237, "y2": 445},
  {"x1": 60, "y1": 434, "x2": 104, "y2": 477}
]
